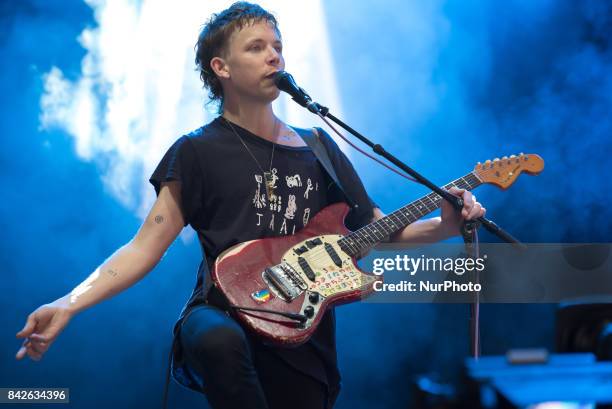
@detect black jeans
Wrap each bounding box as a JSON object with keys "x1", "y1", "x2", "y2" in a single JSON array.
[{"x1": 179, "y1": 305, "x2": 330, "y2": 409}]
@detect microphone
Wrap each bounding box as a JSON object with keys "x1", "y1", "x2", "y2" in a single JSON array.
[{"x1": 273, "y1": 71, "x2": 320, "y2": 114}]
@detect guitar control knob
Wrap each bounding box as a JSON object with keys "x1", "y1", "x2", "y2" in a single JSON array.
[
  {"x1": 304, "y1": 306, "x2": 315, "y2": 318},
  {"x1": 309, "y1": 292, "x2": 320, "y2": 304}
]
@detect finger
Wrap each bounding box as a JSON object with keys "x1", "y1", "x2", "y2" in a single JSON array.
[
  {"x1": 467, "y1": 204, "x2": 483, "y2": 220},
  {"x1": 26, "y1": 348, "x2": 42, "y2": 361},
  {"x1": 16, "y1": 314, "x2": 37, "y2": 338},
  {"x1": 462, "y1": 191, "x2": 477, "y2": 218},
  {"x1": 29, "y1": 334, "x2": 49, "y2": 344},
  {"x1": 23, "y1": 340, "x2": 44, "y2": 360},
  {"x1": 448, "y1": 187, "x2": 465, "y2": 196},
  {"x1": 16, "y1": 345, "x2": 27, "y2": 360},
  {"x1": 21, "y1": 340, "x2": 42, "y2": 361},
  {"x1": 26, "y1": 339, "x2": 48, "y2": 354},
  {"x1": 16, "y1": 337, "x2": 30, "y2": 359},
  {"x1": 466, "y1": 204, "x2": 478, "y2": 220},
  {"x1": 16, "y1": 337, "x2": 38, "y2": 360},
  {"x1": 462, "y1": 190, "x2": 475, "y2": 207}
]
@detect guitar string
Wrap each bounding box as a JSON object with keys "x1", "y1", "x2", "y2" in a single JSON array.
[
  {"x1": 282, "y1": 175, "x2": 479, "y2": 283},
  {"x1": 298, "y1": 175, "x2": 476, "y2": 264},
  {"x1": 336, "y1": 175, "x2": 478, "y2": 257}
]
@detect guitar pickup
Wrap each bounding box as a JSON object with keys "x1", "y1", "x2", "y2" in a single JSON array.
[
  {"x1": 294, "y1": 245, "x2": 308, "y2": 255},
  {"x1": 297, "y1": 257, "x2": 316, "y2": 281},
  {"x1": 263, "y1": 265, "x2": 302, "y2": 301},
  {"x1": 324, "y1": 243, "x2": 343, "y2": 267},
  {"x1": 306, "y1": 238, "x2": 323, "y2": 248}
]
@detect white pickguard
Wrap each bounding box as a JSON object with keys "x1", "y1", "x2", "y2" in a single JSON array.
[{"x1": 281, "y1": 234, "x2": 377, "y2": 298}]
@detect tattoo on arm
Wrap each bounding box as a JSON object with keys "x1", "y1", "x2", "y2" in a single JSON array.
[
  {"x1": 105, "y1": 269, "x2": 118, "y2": 277},
  {"x1": 154, "y1": 215, "x2": 164, "y2": 224}
]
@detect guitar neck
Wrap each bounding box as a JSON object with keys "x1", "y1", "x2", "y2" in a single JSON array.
[{"x1": 338, "y1": 171, "x2": 483, "y2": 257}]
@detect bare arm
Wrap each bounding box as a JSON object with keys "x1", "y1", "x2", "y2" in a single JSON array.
[
  {"x1": 16, "y1": 182, "x2": 185, "y2": 361},
  {"x1": 62, "y1": 182, "x2": 185, "y2": 313},
  {"x1": 373, "y1": 207, "x2": 452, "y2": 244}
]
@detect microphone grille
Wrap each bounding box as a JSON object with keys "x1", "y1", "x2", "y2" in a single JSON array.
[{"x1": 273, "y1": 71, "x2": 294, "y2": 90}]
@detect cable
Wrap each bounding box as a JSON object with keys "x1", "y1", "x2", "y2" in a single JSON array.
[{"x1": 316, "y1": 113, "x2": 420, "y2": 183}]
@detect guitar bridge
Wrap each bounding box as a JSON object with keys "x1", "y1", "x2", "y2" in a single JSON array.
[{"x1": 262, "y1": 263, "x2": 306, "y2": 302}]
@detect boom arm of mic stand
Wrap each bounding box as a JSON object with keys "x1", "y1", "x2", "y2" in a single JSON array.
[
  {"x1": 310, "y1": 103, "x2": 524, "y2": 247},
  {"x1": 477, "y1": 218, "x2": 526, "y2": 249}
]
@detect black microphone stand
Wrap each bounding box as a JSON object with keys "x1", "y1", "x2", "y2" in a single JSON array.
[
  {"x1": 461, "y1": 220, "x2": 482, "y2": 358},
  {"x1": 287, "y1": 92, "x2": 524, "y2": 359}
]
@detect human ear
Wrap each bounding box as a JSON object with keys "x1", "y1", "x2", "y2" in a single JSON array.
[{"x1": 210, "y1": 57, "x2": 230, "y2": 79}]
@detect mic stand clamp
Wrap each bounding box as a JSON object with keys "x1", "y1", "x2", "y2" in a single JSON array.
[{"x1": 460, "y1": 220, "x2": 480, "y2": 244}]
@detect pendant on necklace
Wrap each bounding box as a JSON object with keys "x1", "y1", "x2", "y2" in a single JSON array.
[{"x1": 264, "y1": 171, "x2": 276, "y2": 200}]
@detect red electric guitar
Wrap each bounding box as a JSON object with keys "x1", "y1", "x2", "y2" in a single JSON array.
[{"x1": 211, "y1": 154, "x2": 544, "y2": 346}]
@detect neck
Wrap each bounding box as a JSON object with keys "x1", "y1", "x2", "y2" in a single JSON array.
[
  {"x1": 338, "y1": 172, "x2": 483, "y2": 258},
  {"x1": 222, "y1": 98, "x2": 278, "y2": 142}
]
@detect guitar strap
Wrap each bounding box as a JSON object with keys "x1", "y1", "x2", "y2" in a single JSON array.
[{"x1": 294, "y1": 127, "x2": 357, "y2": 209}]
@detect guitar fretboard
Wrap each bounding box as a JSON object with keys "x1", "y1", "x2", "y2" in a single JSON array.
[{"x1": 338, "y1": 172, "x2": 482, "y2": 257}]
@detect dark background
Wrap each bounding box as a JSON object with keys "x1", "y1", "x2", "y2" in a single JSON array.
[{"x1": 2, "y1": 1, "x2": 611, "y2": 408}]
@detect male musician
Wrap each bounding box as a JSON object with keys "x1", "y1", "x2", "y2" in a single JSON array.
[{"x1": 16, "y1": 2, "x2": 484, "y2": 409}]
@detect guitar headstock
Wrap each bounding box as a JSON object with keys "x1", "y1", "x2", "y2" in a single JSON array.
[{"x1": 474, "y1": 153, "x2": 544, "y2": 189}]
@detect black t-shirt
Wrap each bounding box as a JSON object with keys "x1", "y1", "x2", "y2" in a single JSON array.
[{"x1": 150, "y1": 117, "x2": 375, "y2": 392}]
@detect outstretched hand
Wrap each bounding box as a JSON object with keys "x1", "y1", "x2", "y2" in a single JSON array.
[{"x1": 16, "y1": 298, "x2": 74, "y2": 361}]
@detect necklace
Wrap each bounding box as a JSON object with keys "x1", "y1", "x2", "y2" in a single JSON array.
[{"x1": 224, "y1": 117, "x2": 279, "y2": 200}]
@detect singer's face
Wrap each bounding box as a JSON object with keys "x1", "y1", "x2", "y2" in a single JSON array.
[{"x1": 222, "y1": 21, "x2": 285, "y2": 102}]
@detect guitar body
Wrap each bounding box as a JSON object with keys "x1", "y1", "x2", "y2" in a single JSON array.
[{"x1": 211, "y1": 202, "x2": 380, "y2": 347}]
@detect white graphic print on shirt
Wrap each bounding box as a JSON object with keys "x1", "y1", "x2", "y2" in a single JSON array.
[
  {"x1": 304, "y1": 178, "x2": 313, "y2": 199},
  {"x1": 269, "y1": 213, "x2": 275, "y2": 231},
  {"x1": 269, "y1": 194, "x2": 282, "y2": 212},
  {"x1": 253, "y1": 175, "x2": 266, "y2": 209},
  {"x1": 286, "y1": 174, "x2": 302, "y2": 188},
  {"x1": 253, "y1": 165, "x2": 321, "y2": 235},
  {"x1": 280, "y1": 217, "x2": 288, "y2": 235},
  {"x1": 302, "y1": 208, "x2": 311, "y2": 226},
  {"x1": 284, "y1": 195, "x2": 297, "y2": 219},
  {"x1": 268, "y1": 168, "x2": 279, "y2": 189}
]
